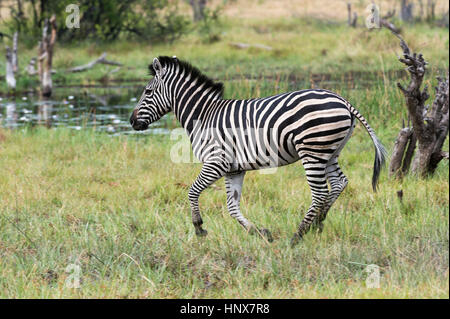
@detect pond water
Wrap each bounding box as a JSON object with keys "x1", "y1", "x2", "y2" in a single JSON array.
[{"x1": 0, "y1": 85, "x2": 174, "y2": 136}]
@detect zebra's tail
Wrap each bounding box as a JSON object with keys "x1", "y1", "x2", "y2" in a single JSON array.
[{"x1": 348, "y1": 105, "x2": 387, "y2": 192}]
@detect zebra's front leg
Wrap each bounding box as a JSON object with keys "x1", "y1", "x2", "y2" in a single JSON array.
[
  {"x1": 189, "y1": 162, "x2": 227, "y2": 237},
  {"x1": 225, "y1": 172, "x2": 273, "y2": 242}
]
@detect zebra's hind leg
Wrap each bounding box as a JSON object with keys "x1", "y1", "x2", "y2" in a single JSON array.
[
  {"x1": 291, "y1": 157, "x2": 329, "y2": 246},
  {"x1": 224, "y1": 172, "x2": 273, "y2": 242},
  {"x1": 316, "y1": 159, "x2": 348, "y2": 233},
  {"x1": 316, "y1": 118, "x2": 355, "y2": 232},
  {"x1": 189, "y1": 162, "x2": 228, "y2": 237}
]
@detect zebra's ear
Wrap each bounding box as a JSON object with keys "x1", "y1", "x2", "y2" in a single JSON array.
[{"x1": 153, "y1": 58, "x2": 163, "y2": 77}]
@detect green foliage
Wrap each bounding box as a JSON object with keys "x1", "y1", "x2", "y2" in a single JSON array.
[
  {"x1": 0, "y1": 0, "x2": 191, "y2": 43},
  {"x1": 197, "y1": 5, "x2": 223, "y2": 43},
  {"x1": 151, "y1": 6, "x2": 192, "y2": 44}
]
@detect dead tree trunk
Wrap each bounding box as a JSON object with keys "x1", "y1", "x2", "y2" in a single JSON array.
[
  {"x1": 388, "y1": 120, "x2": 417, "y2": 177},
  {"x1": 38, "y1": 15, "x2": 57, "y2": 98},
  {"x1": 389, "y1": 33, "x2": 449, "y2": 178},
  {"x1": 418, "y1": 0, "x2": 424, "y2": 21},
  {"x1": 188, "y1": 0, "x2": 207, "y2": 21},
  {"x1": 347, "y1": 3, "x2": 357, "y2": 27},
  {"x1": 5, "y1": 47, "x2": 16, "y2": 90},
  {"x1": 12, "y1": 31, "x2": 18, "y2": 73},
  {"x1": 400, "y1": 0, "x2": 414, "y2": 22},
  {"x1": 410, "y1": 74, "x2": 449, "y2": 174},
  {"x1": 426, "y1": 0, "x2": 436, "y2": 22},
  {"x1": 26, "y1": 57, "x2": 37, "y2": 75},
  {"x1": 437, "y1": 10, "x2": 449, "y2": 28}
]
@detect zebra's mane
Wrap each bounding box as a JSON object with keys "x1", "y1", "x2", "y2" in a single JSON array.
[{"x1": 149, "y1": 56, "x2": 224, "y2": 98}]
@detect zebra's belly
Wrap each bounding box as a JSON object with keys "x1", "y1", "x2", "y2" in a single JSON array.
[
  {"x1": 234, "y1": 130, "x2": 300, "y2": 171},
  {"x1": 230, "y1": 154, "x2": 300, "y2": 172}
]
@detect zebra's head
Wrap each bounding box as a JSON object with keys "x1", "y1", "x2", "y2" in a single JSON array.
[{"x1": 130, "y1": 57, "x2": 172, "y2": 131}]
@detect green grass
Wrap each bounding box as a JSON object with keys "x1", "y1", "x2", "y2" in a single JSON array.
[{"x1": 0, "y1": 122, "x2": 448, "y2": 298}]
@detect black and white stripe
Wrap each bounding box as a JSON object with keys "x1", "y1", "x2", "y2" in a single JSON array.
[{"x1": 130, "y1": 56, "x2": 386, "y2": 245}]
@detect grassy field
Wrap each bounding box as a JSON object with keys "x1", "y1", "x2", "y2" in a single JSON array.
[
  {"x1": 0, "y1": 125, "x2": 448, "y2": 298},
  {"x1": 0, "y1": 0, "x2": 449, "y2": 299}
]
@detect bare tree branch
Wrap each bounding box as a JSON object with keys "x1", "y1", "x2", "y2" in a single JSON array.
[{"x1": 66, "y1": 52, "x2": 123, "y2": 73}]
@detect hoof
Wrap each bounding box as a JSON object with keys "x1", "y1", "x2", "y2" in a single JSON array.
[
  {"x1": 317, "y1": 222, "x2": 324, "y2": 233},
  {"x1": 249, "y1": 226, "x2": 273, "y2": 243},
  {"x1": 290, "y1": 233, "x2": 302, "y2": 247},
  {"x1": 195, "y1": 228, "x2": 208, "y2": 237},
  {"x1": 260, "y1": 228, "x2": 274, "y2": 243},
  {"x1": 311, "y1": 220, "x2": 324, "y2": 233}
]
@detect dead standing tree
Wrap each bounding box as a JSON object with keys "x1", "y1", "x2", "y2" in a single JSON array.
[
  {"x1": 389, "y1": 33, "x2": 449, "y2": 178},
  {"x1": 426, "y1": 0, "x2": 436, "y2": 22},
  {"x1": 4, "y1": 32, "x2": 18, "y2": 91},
  {"x1": 347, "y1": 3, "x2": 358, "y2": 27},
  {"x1": 400, "y1": 0, "x2": 414, "y2": 22},
  {"x1": 187, "y1": 0, "x2": 207, "y2": 21},
  {"x1": 5, "y1": 47, "x2": 16, "y2": 90},
  {"x1": 36, "y1": 15, "x2": 57, "y2": 128},
  {"x1": 38, "y1": 15, "x2": 57, "y2": 98},
  {"x1": 12, "y1": 31, "x2": 18, "y2": 74}
]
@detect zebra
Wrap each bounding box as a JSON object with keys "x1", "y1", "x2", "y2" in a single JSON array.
[{"x1": 130, "y1": 56, "x2": 386, "y2": 245}]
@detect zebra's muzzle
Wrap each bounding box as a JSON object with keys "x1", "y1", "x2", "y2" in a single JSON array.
[
  {"x1": 131, "y1": 120, "x2": 149, "y2": 131},
  {"x1": 130, "y1": 109, "x2": 149, "y2": 131}
]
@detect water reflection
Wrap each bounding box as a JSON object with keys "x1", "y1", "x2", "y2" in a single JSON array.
[
  {"x1": 38, "y1": 99, "x2": 53, "y2": 128},
  {"x1": 6, "y1": 101, "x2": 17, "y2": 128},
  {"x1": 0, "y1": 87, "x2": 172, "y2": 135}
]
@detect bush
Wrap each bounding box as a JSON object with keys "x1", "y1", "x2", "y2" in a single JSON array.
[
  {"x1": 0, "y1": 0, "x2": 191, "y2": 44},
  {"x1": 196, "y1": 4, "x2": 223, "y2": 43}
]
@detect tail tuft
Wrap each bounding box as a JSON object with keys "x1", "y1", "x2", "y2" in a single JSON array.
[{"x1": 371, "y1": 136, "x2": 387, "y2": 192}]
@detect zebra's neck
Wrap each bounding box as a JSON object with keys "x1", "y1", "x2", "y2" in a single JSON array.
[{"x1": 171, "y1": 76, "x2": 223, "y2": 136}]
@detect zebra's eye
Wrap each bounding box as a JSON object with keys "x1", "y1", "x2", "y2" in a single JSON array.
[{"x1": 145, "y1": 88, "x2": 152, "y2": 95}]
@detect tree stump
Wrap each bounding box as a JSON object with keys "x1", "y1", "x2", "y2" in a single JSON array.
[
  {"x1": 389, "y1": 32, "x2": 449, "y2": 178},
  {"x1": 12, "y1": 31, "x2": 18, "y2": 74},
  {"x1": 347, "y1": 3, "x2": 357, "y2": 28},
  {"x1": 188, "y1": 0, "x2": 207, "y2": 21},
  {"x1": 5, "y1": 47, "x2": 16, "y2": 90},
  {"x1": 38, "y1": 15, "x2": 57, "y2": 98}
]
